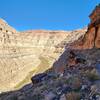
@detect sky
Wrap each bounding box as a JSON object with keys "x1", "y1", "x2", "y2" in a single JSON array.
[{"x1": 0, "y1": 0, "x2": 100, "y2": 31}]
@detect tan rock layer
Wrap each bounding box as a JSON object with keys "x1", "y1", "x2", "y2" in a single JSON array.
[{"x1": 0, "y1": 19, "x2": 86, "y2": 91}]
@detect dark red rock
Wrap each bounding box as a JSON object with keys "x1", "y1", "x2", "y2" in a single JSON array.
[{"x1": 70, "y1": 4, "x2": 100, "y2": 49}]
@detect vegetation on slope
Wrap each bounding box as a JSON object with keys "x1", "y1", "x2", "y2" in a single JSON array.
[{"x1": 14, "y1": 56, "x2": 50, "y2": 89}]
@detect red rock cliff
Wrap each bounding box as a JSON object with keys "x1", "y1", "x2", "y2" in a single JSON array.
[
  {"x1": 71, "y1": 4, "x2": 100, "y2": 49},
  {"x1": 83, "y1": 4, "x2": 100, "y2": 49}
]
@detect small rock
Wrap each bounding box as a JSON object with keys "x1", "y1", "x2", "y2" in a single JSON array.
[
  {"x1": 60, "y1": 94, "x2": 66, "y2": 100},
  {"x1": 44, "y1": 92, "x2": 56, "y2": 100},
  {"x1": 81, "y1": 85, "x2": 88, "y2": 90}
]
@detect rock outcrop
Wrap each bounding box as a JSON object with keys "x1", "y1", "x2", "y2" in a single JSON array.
[
  {"x1": 70, "y1": 4, "x2": 100, "y2": 49},
  {"x1": 83, "y1": 4, "x2": 100, "y2": 49}
]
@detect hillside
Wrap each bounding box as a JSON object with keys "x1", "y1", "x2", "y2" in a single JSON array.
[{"x1": 0, "y1": 4, "x2": 99, "y2": 100}]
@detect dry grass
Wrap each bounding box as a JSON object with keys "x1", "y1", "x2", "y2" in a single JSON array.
[{"x1": 14, "y1": 56, "x2": 50, "y2": 89}]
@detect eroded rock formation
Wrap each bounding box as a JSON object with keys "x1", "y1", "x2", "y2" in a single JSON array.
[
  {"x1": 0, "y1": 19, "x2": 86, "y2": 91},
  {"x1": 70, "y1": 4, "x2": 100, "y2": 49},
  {"x1": 83, "y1": 4, "x2": 100, "y2": 49}
]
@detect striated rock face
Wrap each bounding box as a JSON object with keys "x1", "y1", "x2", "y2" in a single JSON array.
[
  {"x1": 0, "y1": 19, "x2": 16, "y2": 33},
  {"x1": 0, "y1": 18, "x2": 86, "y2": 91}
]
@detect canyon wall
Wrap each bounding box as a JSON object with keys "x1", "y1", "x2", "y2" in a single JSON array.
[{"x1": 0, "y1": 19, "x2": 86, "y2": 91}]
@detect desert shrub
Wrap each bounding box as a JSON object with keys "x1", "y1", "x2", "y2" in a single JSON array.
[
  {"x1": 66, "y1": 92, "x2": 80, "y2": 100},
  {"x1": 87, "y1": 73, "x2": 100, "y2": 81}
]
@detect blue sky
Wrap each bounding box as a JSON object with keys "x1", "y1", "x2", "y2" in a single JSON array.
[{"x1": 0, "y1": 0, "x2": 99, "y2": 31}]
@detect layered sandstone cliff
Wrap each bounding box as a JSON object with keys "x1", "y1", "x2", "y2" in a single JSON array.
[{"x1": 0, "y1": 19, "x2": 86, "y2": 91}]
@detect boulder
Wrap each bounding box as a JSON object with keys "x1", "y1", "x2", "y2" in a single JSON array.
[
  {"x1": 44, "y1": 92, "x2": 56, "y2": 100},
  {"x1": 31, "y1": 73, "x2": 47, "y2": 84},
  {"x1": 60, "y1": 94, "x2": 66, "y2": 100}
]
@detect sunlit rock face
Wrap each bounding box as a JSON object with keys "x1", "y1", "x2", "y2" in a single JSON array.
[{"x1": 0, "y1": 18, "x2": 86, "y2": 91}]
